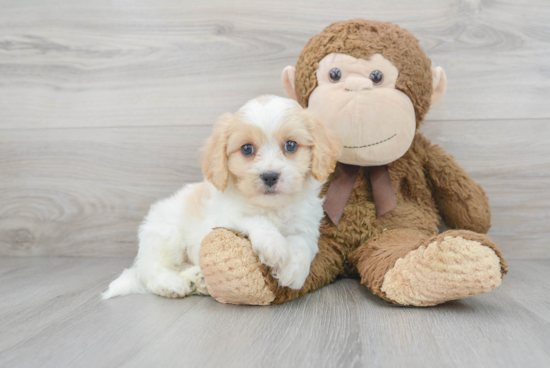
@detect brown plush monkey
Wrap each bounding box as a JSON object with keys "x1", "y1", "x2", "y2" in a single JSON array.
[{"x1": 199, "y1": 19, "x2": 508, "y2": 306}]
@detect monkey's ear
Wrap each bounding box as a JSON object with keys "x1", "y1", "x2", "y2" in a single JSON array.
[
  {"x1": 281, "y1": 66, "x2": 298, "y2": 101},
  {"x1": 430, "y1": 67, "x2": 447, "y2": 109}
]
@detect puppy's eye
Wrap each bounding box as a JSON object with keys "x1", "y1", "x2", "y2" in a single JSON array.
[
  {"x1": 241, "y1": 144, "x2": 255, "y2": 157},
  {"x1": 284, "y1": 141, "x2": 298, "y2": 154},
  {"x1": 328, "y1": 68, "x2": 342, "y2": 83},
  {"x1": 369, "y1": 70, "x2": 384, "y2": 85}
]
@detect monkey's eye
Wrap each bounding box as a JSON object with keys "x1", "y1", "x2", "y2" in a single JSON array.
[
  {"x1": 369, "y1": 70, "x2": 384, "y2": 85},
  {"x1": 328, "y1": 68, "x2": 342, "y2": 83},
  {"x1": 241, "y1": 144, "x2": 255, "y2": 157},
  {"x1": 284, "y1": 141, "x2": 298, "y2": 154}
]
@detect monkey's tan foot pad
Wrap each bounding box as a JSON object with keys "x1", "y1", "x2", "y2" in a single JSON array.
[
  {"x1": 381, "y1": 230, "x2": 508, "y2": 307},
  {"x1": 199, "y1": 228, "x2": 275, "y2": 305}
]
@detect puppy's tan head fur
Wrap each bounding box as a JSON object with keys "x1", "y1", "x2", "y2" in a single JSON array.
[{"x1": 201, "y1": 96, "x2": 340, "y2": 207}]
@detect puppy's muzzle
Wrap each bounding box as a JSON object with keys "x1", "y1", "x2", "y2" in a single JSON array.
[{"x1": 261, "y1": 172, "x2": 280, "y2": 188}]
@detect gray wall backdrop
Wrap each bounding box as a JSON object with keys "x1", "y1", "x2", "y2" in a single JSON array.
[{"x1": 1, "y1": 0, "x2": 549, "y2": 258}]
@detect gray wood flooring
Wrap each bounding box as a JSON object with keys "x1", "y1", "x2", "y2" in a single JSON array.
[{"x1": 0, "y1": 257, "x2": 549, "y2": 368}]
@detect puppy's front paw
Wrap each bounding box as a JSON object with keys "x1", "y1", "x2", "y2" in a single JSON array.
[
  {"x1": 250, "y1": 229, "x2": 290, "y2": 270},
  {"x1": 274, "y1": 257, "x2": 310, "y2": 290}
]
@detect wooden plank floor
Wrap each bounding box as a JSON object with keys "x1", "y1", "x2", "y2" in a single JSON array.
[{"x1": 0, "y1": 257, "x2": 549, "y2": 368}]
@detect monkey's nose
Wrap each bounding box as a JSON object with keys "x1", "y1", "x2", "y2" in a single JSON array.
[
  {"x1": 261, "y1": 172, "x2": 279, "y2": 187},
  {"x1": 344, "y1": 77, "x2": 373, "y2": 92}
]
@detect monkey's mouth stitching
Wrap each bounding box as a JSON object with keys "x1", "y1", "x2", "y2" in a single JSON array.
[{"x1": 344, "y1": 134, "x2": 397, "y2": 149}]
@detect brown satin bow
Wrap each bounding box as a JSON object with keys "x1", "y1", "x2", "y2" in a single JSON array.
[{"x1": 323, "y1": 163, "x2": 397, "y2": 225}]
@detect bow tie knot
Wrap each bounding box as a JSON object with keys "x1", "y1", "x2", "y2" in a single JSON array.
[{"x1": 322, "y1": 163, "x2": 397, "y2": 225}]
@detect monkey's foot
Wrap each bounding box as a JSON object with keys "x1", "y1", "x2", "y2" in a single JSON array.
[
  {"x1": 380, "y1": 230, "x2": 508, "y2": 306},
  {"x1": 199, "y1": 228, "x2": 276, "y2": 305}
]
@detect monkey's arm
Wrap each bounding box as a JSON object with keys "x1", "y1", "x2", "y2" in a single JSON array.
[{"x1": 418, "y1": 134, "x2": 491, "y2": 234}]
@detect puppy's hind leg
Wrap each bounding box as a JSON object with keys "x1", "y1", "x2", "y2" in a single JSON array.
[
  {"x1": 134, "y1": 184, "x2": 208, "y2": 298},
  {"x1": 145, "y1": 266, "x2": 208, "y2": 298},
  {"x1": 180, "y1": 266, "x2": 209, "y2": 296},
  {"x1": 145, "y1": 268, "x2": 193, "y2": 298}
]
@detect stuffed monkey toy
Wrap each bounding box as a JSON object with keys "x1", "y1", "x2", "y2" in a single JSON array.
[{"x1": 198, "y1": 19, "x2": 508, "y2": 306}]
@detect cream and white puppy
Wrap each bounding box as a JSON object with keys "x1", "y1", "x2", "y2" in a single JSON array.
[{"x1": 103, "y1": 95, "x2": 340, "y2": 299}]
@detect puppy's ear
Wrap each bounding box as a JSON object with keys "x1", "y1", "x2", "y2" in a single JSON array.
[
  {"x1": 201, "y1": 113, "x2": 232, "y2": 191},
  {"x1": 307, "y1": 113, "x2": 341, "y2": 182}
]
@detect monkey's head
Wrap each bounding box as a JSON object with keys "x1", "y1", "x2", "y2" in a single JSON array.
[{"x1": 282, "y1": 19, "x2": 447, "y2": 166}]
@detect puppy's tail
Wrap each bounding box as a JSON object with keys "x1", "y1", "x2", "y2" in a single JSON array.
[{"x1": 102, "y1": 267, "x2": 146, "y2": 299}]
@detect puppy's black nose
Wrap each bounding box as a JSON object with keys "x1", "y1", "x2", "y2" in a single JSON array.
[{"x1": 261, "y1": 172, "x2": 279, "y2": 187}]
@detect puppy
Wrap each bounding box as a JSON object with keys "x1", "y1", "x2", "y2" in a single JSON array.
[{"x1": 103, "y1": 95, "x2": 340, "y2": 299}]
